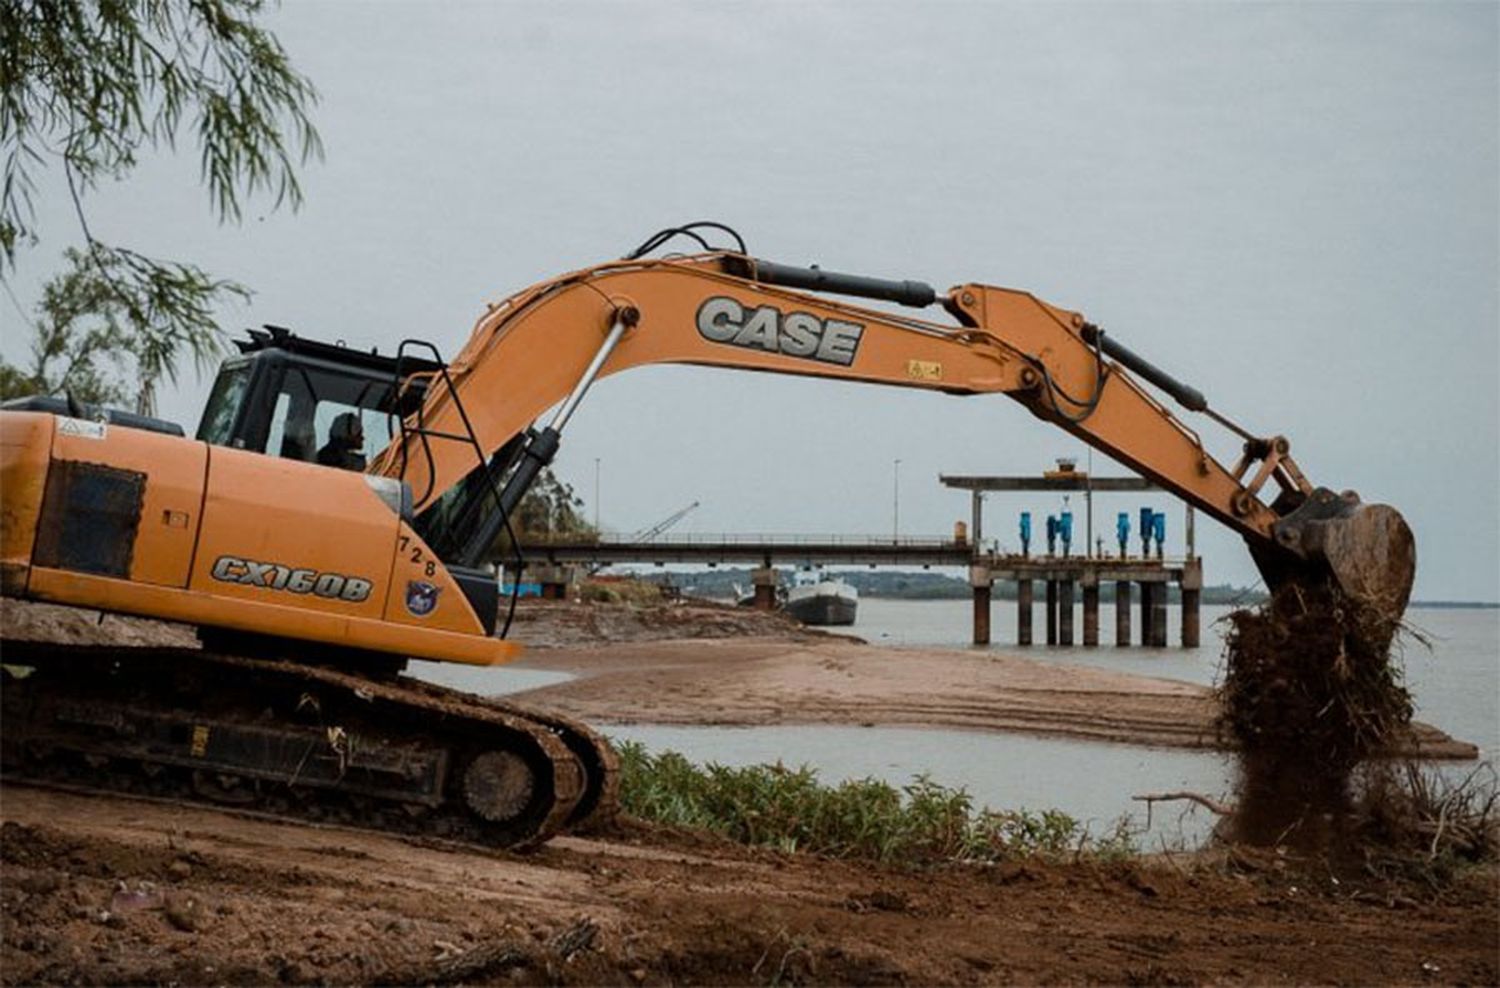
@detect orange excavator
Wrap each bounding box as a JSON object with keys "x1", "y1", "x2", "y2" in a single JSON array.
[{"x1": 0, "y1": 223, "x2": 1416, "y2": 846}]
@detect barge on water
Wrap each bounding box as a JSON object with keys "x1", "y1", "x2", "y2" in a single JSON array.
[{"x1": 783, "y1": 569, "x2": 858, "y2": 626}]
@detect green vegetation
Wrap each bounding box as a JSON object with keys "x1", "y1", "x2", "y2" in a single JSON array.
[
  {"x1": 514, "y1": 467, "x2": 594, "y2": 539},
  {"x1": 1353, "y1": 761, "x2": 1498, "y2": 883},
  {"x1": 0, "y1": 246, "x2": 238, "y2": 406},
  {"x1": 614, "y1": 740, "x2": 1135, "y2": 865},
  {"x1": 579, "y1": 577, "x2": 663, "y2": 606},
  {"x1": 2, "y1": 0, "x2": 321, "y2": 413},
  {"x1": 493, "y1": 467, "x2": 596, "y2": 568}
]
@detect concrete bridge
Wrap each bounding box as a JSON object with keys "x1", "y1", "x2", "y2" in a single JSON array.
[
  {"x1": 522, "y1": 533, "x2": 974, "y2": 568},
  {"x1": 517, "y1": 533, "x2": 1201, "y2": 649},
  {"x1": 517, "y1": 465, "x2": 1203, "y2": 648}
]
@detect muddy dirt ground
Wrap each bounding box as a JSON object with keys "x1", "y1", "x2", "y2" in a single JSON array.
[
  {"x1": 2, "y1": 786, "x2": 1496, "y2": 986},
  {"x1": 0, "y1": 596, "x2": 817, "y2": 651},
  {"x1": 3, "y1": 597, "x2": 1494, "y2": 984}
]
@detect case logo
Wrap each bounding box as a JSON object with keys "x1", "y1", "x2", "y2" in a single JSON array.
[
  {"x1": 696, "y1": 297, "x2": 864, "y2": 367},
  {"x1": 405, "y1": 580, "x2": 441, "y2": 617},
  {"x1": 210, "y1": 555, "x2": 372, "y2": 603}
]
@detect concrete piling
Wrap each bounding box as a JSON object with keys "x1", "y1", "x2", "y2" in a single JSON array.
[
  {"x1": 972, "y1": 585, "x2": 991, "y2": 645},
  {"x1": 970, "y1": 566, "x2": 992, "y2": 646},
  {"x1": 1151, "y1": 585, "x2": 1168, "y2": 647},
  {"x1": 530, "y1": 564, "x2": 572, "y2": 600},
  {"x1": 1139, "y1": 582, "x2": 1155, "y2": 647},
  {"x1": 1082, "y1": 582, "x2": 1099, "y2": 647},
  {"x1": 1115, "y1": 580, "x2": 1132, "y2": 647},
  {"x1": 1017, "y1": 579, "x2": 1033, "y2": 646},
  {"x1": 1181, "y1": 558, "x2": 1202, "y2": 649},
  {"x1": 1058, "y1": 579, "x2": 1075, "y2": 645},
  {"x1": 751, "y1": 567, "x2": 778, "y2": 611},
  {"x1": 1182, "y1": 588, "x2": 1201, "y2": 648},
  {"x1": 963, "y1": 555, "x2": 1200, "y2": 653}
]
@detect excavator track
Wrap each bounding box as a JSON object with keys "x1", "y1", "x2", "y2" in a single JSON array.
[
  {"x1": 398, "y1": 679, "x2": 621, "y2": 831},
  {"x1": 0, "y1": 642, "x2": 619, "y2": 849}
]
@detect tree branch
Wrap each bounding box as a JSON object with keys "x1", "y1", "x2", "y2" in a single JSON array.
[{"x1": 1132, "y1": 791, "x2": 1235, "y2": 817}]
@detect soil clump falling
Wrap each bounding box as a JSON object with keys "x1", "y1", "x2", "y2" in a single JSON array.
[{"x1": 1217, "y1": 581, "x2": 1413, "y2": 848}]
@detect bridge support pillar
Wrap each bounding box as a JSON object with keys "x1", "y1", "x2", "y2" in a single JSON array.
[
  {"x1": 1058, "y1": 579, "x2": 1074, "y2": 645},
  {"x1": 529, "y1": 564, "x2": 573, "y2": 600},
  {"x1": 1045, "y1": 580, "x2": 1058, "y2": 645},
  {"x1": 966, "y1": 566, "x2": 990, "y2": 644},
  {"x1": 751, "y1": 567, "x2": 778, "y2": 611},
  {"x1": 1181, "y1": 558, "x2": 1202, "y2": 648},
  {"x1": 970, "y1": 566, "x2": 992, "y2": 646},
  {"x1": 1182, "y1": 589, "x2": 1201, "y2": 648},
  {"x1": 1139, "y1": 582, "x2": 1155, "y2": 647},
  {"x1": 1082, "y1": 578, "x2": 1099, "y2": 647},
  {"x1": 1115, "y1": 581, "x2": 1132, "y2": 647},
  {"x1": 1017, "y1": 579, "x2": 1033, "y2": 646},
  {"x1": 1150, "y1": 582, "x2": 1168, "y2": 647}
]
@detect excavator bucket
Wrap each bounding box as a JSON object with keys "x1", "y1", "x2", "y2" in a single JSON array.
[{"x1": 1252, "y1": 488, "x2": 1417, "y2": 649}]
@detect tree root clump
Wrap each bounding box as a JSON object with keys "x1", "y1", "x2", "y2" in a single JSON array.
[{"x1": 1217, "y1": 581, "x2": 1414, "y2": 849}]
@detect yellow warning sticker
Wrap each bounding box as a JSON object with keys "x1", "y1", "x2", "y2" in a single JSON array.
[
  {"x1": 190, "y1": 725, "x2": 210, "y2": 757},
  {"x1": 907, "y1": 359, "x2": 942, "y2": 381}
]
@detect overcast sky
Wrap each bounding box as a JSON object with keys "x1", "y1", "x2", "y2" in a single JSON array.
[{"x1": 4, "y1": 2, "x2": 1496, "y2": 601}]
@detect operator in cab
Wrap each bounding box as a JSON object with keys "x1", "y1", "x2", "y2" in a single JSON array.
[{"x1": 317, "y1": 412, "x2": 367, "y2": 471}]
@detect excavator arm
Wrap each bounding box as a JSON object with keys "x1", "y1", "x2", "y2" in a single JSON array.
[{"x1": 371, "y1": 246, "x2": 1414, "y2": 621}]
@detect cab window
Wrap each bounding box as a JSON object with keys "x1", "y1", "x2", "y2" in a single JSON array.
[
  {"x1": 263, "y1": 365, "x2": 393, "y2": 469},
  {"x1": 196, "y1": 361, "x2": 251, "y2": 446}
]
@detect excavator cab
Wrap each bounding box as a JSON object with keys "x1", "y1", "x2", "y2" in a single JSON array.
[
  {"x1": 194, "y1": 326, "x2": 530, "y2": 574},
  {"x1": 188, "y1": 327, "x2": 511, "y2": 635},
  {"x1": 195, "y1": 326, "x2": 438, "y2": 468}
]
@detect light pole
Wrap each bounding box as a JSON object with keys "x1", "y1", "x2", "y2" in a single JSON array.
[
  {"x1": 1085, "y1": 447, "x2": 1093, "y2": 558},
  {"x1": 593, "y1": 457, "x2": 600, "y2": 533},
  {"x1": 892, "y1": 458, "x2": 901, "y2": 541}
]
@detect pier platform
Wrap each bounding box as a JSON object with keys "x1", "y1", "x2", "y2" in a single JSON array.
[{"x1": 968, "y1": 555, "x2": 1202, "y2": 648}]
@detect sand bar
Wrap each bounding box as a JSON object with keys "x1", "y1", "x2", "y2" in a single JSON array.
[{"x1": 511, "y1": 634, "x2": 1477, "y2": 759}]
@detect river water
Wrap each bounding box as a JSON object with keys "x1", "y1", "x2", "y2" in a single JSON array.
[
  {"x1": 847, "y1": 599, "x2": 1500, "y2": 763},
  {"x1": 414, "y1": 599, "x2": 1497, "y2": 848}
]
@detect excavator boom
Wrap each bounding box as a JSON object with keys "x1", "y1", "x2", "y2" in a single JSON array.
[{"x1": 370, "y1": 245, "x2": 1414, "y2": 624}]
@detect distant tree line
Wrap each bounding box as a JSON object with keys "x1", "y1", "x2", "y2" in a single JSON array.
[{"x1": 648, "y1": 567, "x2": 1267, "y2": 604}]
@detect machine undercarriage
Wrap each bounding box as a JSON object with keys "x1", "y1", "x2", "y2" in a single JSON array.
[{"x1": 1, "y1": 640, "x2": 619, "y2": 848}]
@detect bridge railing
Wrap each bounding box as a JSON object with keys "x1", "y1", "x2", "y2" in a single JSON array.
[
  {"x1": 977, "y1": 552, "x2": 1195, "y2": 567},
  {"x1": 524, "y1": 532, "x2": 963, "y2": 548}
]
